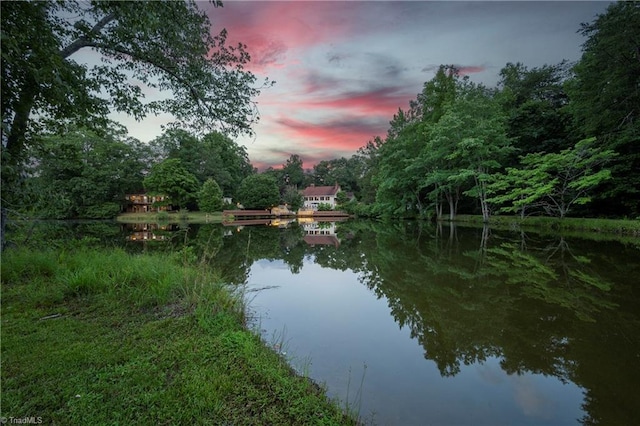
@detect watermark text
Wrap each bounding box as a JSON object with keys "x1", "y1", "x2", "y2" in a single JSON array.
[{"x1": 0, "y1": 417, "x2": 44, "y2": 425}]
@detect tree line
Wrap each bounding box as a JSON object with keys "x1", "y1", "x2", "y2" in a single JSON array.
[
  {"x1": 323, "y1": 2, "x2": 638, "y2": 220},
  {"x1": 280, "y1": 2, "x2": 638, "y2": 221},
  {"x1": 2, "y1": 2, "x2": 638, "y2": 222}
]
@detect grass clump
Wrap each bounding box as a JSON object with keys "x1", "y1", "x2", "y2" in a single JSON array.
[
  {"x1": 1, "y1": 247, "x2": 356, "y2": 425},
  {"x1": 117, "y1": 211, "x2": 223, "y2": 224},
  {"x1": 453, "y1": 215, "x2": 640, "y2": 237}
]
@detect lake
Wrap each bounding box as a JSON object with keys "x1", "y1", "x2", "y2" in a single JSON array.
[{"x1": 13, "y1": 219, "x2": 640, "y2": 425}]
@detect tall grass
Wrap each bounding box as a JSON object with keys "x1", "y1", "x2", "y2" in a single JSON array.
[
  {"x1": 2, "y1": 248, "x2": 223, "y2": 309},
  {"x1": 453, "y1": 215, "x2": 640, "y2": 236},
  {"x1": 1, "y1": 246, "x2": 358, "y2": 425}
]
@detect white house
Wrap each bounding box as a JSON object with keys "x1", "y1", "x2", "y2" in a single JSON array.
[{"x1": 301, "y1": 183, "x2": 341, "y2": 210}]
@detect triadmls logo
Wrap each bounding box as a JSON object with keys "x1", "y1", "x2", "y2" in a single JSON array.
[{"x1": 0, "y1": 417, "x2": 44, "y2": 425}]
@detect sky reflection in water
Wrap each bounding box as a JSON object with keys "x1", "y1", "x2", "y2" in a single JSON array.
[{"x1": 246, "y1": 257, "x2": 585, "y2": 426}]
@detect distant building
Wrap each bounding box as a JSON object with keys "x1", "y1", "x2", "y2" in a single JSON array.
[
  {"x1": 124, "y1": 223, "x2": 177, "y2": 241},
  {"x1": 123, "y1": 194, "x2": 170, "y2": 213},
  {"x1": 302, "y1": 220, "x2": 340, "y2": 247},
  {"x1": 301, "y1": 183, "x2": 341, "y2": 211}
]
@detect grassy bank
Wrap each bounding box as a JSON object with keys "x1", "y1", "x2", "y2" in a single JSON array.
[
  {"x1": 452, "y1": 215, "x2": 640, "y2": 237},
  {"x1": 1, "y1": 248, "x2": 357, "y2": 425},
  {"x1": 117, "y1": 211, "x2": 224, "y2": 224}
]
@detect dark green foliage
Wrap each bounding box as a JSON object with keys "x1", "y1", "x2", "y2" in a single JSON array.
[
  {"x1": 488, "y1": 138, "x2": 617, "y2": 218},
  {"x1": 311, "y1": 157, "x2": 360, "y2": 193},
  {"x1": 497, "y1": 61, "x2": 572, "y2": 159},
  {"x1": 336, "y1": 191, "x2": 349, "y2": 205},
  {"x1": 351, "y1": 137, "x2": 383, "y2": 204},
  {"x1": 1, "y1": 0, "x2": 261, "y2": 157},
  {"x1": 237, "y1": 174, "x2": 280, "y2": 210},
  {"x1": 198, "y1": 179, "x2": 224, "y2": 213},
  {"x1": 282, "y1": 154, "x2": 305, "y2": 188},
  {"x1": 565, "y1": 2, "x2": 640, "y2": 215},
  {"x1": 144, "y1": 159, "x2": 200, "y2": 209},
  {"x1": 317, "y1": 203, "x2": 334, "y2": 211},
  {"x1": 359, "y1": 5, "x2": 638, "y2": 220},
  {"x1": 281, "y1": 186, "x2": 303, "y2": 211},
  {"x1": 0, "y1": 0, "x2": 264, "y2": 227},
  {"x1": 150, "y1": 130, "x2": 254, "y2": 198},
  {"x1": 24, "y1": 128, "x2": 146, "y2": 219}
]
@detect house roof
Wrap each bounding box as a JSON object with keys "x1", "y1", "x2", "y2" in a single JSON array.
[
  {"x1": 301, "y1": 184, "x2": 340, "y2": 197},
  {"x1": 303, "y1": 235, "x2": 340, "y2": 247}
]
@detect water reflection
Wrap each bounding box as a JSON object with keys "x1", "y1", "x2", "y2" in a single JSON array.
[
  {"x1": 125, "y1": 223, "x2": 178, "y2": 241},
  {"x1": 205, "y1": 220, "x2": 638, "y2": 425},
  {"x1": 11, "y1": 219, "x2": 640, "y2": 424}
]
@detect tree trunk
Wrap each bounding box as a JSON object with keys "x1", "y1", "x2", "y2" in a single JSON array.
[
  {"x1": 0, "y1": 207, "x2": 6, "y2": 251},
  {"x1": 5, "y1": 84, "x2": 38, "y2": 163},
  {"x1": 434, "y1": 184, "x2": 443, "y2": 221},
  {"x1": 445, "y1": 189, "x2": 458, "y2": 221},
  {"x1": 475, "y1": 175, "x2": 491, "y2": 223}
]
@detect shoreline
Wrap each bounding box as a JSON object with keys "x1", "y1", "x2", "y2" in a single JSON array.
[{"x1": 1, "y1": 247, "x2": 360, "y2": 425}]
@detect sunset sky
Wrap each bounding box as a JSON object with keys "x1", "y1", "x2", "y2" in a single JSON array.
[{"x1": 115, "y1": 1, "x2": 611, "y2": 170}]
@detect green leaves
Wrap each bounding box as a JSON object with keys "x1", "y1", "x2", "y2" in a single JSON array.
[
  {"x1": 198, "y1": 179, "x2": 224, "y2": 213},
  {"x1": 25, "y1": 128, "x2": 147, "y2": 219},
  {"x1": 488, "y1": 138, "x2": 617, "y2": 218},
  {"x1": 1, "y1": 0, "x2": 266, "y2": 199},
  {"x1": 237, "y1": 175, "x2": 280, "y2": 210},
  {"x1": 144, "y1": 159, "x2": 200, "y2": 209},
  {"x1": 149, "y1": 130, "x2": 253, "y2": 198},
  {"x1": 565, "y1": 2, "x2": 640, "y2": 214}
]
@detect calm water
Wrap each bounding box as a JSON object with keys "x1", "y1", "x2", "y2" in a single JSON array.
[{"x1": 12, "y1": 219, "x2": 640, "y2": 425}]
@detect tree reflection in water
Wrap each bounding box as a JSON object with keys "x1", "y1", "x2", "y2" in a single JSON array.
[
  {"x1": 16, "y1": 220, "x2": 636, "y2": 424},
  {"x1": 198, "y1": 220, "x2": 639, "y2": 425}
]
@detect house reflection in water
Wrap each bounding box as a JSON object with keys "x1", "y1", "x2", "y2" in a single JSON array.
[
  {"x1": 123, "y1": 194, "x2": 170, "y2": 213},
  {"x1": 301, "y1": 220, "x2": 340, "y2": 248},
  {"x1": 124, "y1": 223, "x2": 177, "y2": 241}
]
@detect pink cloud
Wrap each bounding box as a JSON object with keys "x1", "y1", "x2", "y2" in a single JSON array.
[
  {"x1": 208, "y1": 2, "x2": 357, "y2": 72},
  {"x1": 276, "y1": 116, "x2": 386, "y2": 152},
  {"x1": 299, "y1": 87, "x2": 414, "y2": 117},
  {"x1": 421, "y1": 64, "x2": 487, "y2": 76},
  {"x1": 457, "y1": 65, "x2": 486, "y2": 76},
  {"x1": 250, "y1": 150, "x2": 339, "y2": 172},
  {"x1": 251, "y1": 159, "x2": 281, "y2": 171}
]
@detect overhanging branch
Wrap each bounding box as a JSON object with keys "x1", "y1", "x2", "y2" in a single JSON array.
[{"x1": 60, "y1": 12, "x2": 117, "y2": 59}]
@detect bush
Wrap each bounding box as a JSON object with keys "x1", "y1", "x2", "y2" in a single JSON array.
[
  {"x1": 198, "y1": 178, "x2": 224, "y2": 212},
  {"x1": 237, "y1": 174, "x2": 280, "y2": 209},
  {"x1": 317, "y1": 203, "x2": 334, "y2": 211}
]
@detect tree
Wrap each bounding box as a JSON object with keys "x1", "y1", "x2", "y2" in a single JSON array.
[
  {"x1": 237, "y1": 174, "x2": 280, "y2": 210},
  {"x1": 282, "y1": 154, "x2": 305, "y2": 188},
  {"x1": 377, "y1": 66, "x2": 462, "y2": 220},
  {"x1": 497, "y1": 62, "x2": 572, "y2": 160},
  {"x1": 488, "y1": 138, "x2": 616, "y2": 218},
  {"x1": 1, "y1": 0, "x2": 266, "y2": 237},
  {"x1": 149, "y1": 130, "x2": 254, "y2": 197},
  {"x1": 198, "y1": 178, "x2": 224, "y2": 213},
  {"x1": 0, "y1": 0, "x2": 267, "y2": 246},
  {"x1": 25, "y1": 128, "x2": 146, "y2": 219},
  {"x1": 148, "y1": 129, "x2": 203, "y2": 178},
  {"x1": 565, "y1": 2, "x2": 640, "y2": 216},
  {"x1": 352, "y1": 137, "x2": 383, "y2": 204},
  {"x1": 434, "y1": 80, "x2": 512, "y2": 222},
  {"x1": 282, "y1": 186, "x2": 304, "y2": 211},
  {"x1": 335, "y1": 191, "x2": 349, "y2": 205},
  {"x1": 201, "y1": 132, "x2": 254, "y2": 198},
  {"x1": 144, "y1": 159, "x2": 200, "y2": 209},
  {"x1": 1, "y1": 1, "x2": 263, "y2": 159}
]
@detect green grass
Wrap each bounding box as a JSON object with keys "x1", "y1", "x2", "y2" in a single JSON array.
[
  {"x1": 1, "y1": 248, "x2": 357, "y2": 425},
  {"x1": 452, "y1": 215, "x2": 640, "y2": 237},
  {"x1": 117, "y1": 211, "x2": 224, "y2": 224}
]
